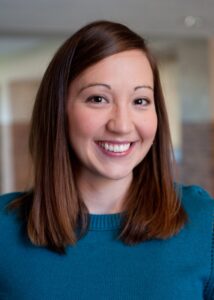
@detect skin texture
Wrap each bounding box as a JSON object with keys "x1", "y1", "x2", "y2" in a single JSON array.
[{"x1": 67, "y1": 50, "x2": 157, "y2": 213}]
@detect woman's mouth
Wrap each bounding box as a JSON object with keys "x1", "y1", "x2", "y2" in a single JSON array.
[{"x1": 96, "y1": 141, "x2": 134, "y2": 156}]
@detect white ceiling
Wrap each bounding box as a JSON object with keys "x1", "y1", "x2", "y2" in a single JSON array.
[
  {"x1": 0, "y1": 0, "x2": 213, "y2": 56},
  {"x1": 0, "y1": 0, "x2": 214, "y2": 37}
]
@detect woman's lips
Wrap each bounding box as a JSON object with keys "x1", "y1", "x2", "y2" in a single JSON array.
[{"x1": 96, "y1": 141, "x2": 135, "y2": 157}]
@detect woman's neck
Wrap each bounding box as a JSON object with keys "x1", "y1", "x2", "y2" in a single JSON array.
[{"x1": 77, "y1": 172, "x2": 132, "y2": 214}]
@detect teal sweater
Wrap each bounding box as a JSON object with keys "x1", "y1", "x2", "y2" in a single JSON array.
[{"x1": 0, "y1": 185, "x2": 214, "y2": 300}]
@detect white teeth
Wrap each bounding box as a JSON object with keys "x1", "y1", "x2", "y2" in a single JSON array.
[{"x1": 99, "y1": 142, "x2": 131, "y2": 153}]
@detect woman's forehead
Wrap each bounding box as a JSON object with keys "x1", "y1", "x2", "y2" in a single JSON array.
[{"x1": 70, "y1": 50, "x2": 153, "y2": 91}]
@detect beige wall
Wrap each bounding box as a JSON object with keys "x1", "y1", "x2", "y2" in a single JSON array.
[
  {"x1": 209, "y1": 39, "x2": 214, "y2": 120},
  {"x1": 0, "y1": 39, "x2": 63, "y2": 82},
  {"x1": 159, "y1": 57, "x2": 181, "y2": 152},
  {"x1": 0, "y1": 39, "x2": 63, "y2": 193}
]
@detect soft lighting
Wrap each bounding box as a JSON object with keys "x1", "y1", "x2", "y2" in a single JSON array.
[{"x1": 184, "y1": 16, "x2": 202, "y2": 28}]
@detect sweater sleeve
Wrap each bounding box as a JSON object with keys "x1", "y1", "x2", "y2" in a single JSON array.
[
  {"x1": 180, "y1": 185, "x2": 214, "y2": 299},
  {"x1": 202, "y1": 189, "x2": 214, "y2": 300}
]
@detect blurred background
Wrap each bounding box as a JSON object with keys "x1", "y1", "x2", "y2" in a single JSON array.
[{"x1": 0, "y1": 0, "x2": 214, "y2": 195}]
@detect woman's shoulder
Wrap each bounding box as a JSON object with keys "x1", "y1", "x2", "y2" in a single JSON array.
[
  {"x1": 0, "y1": 191, "x2": 24, "y2": 222},
  {"x1": 177, "y1": 184, "x2": 214, "y2": 298},
  {"x1": 180, "y1": 184, "x2": 213, "y2": 199},
  {"x1": 177, "y1": 184, "x2": 214, "y2": 232},
  {"x1": 178, "y1": 184, "x2": 214, "y2": 212},
  {"x1": 0, "y1": 191, "x2": 24, "y2": 209}
]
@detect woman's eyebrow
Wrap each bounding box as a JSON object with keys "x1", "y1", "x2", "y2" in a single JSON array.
[
  {"x1": 134, "y1": 85, "x2": 154, "y2": 91},
  {"x1": 78, "y1": 83, "x2": 111, "y2": 94},
  {"x1": 77, "y1": 83, "x2": 153, "y2": 95}
]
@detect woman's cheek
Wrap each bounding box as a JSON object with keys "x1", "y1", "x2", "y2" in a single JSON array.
[
  {"x1": 68, "y1": 108, "x2": 104, "y2": 139},
  {"x1": 137, "y1": 113, "x2": 157, "y2": 139}
]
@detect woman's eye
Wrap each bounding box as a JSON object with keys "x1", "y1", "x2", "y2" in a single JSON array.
[
  {"x1": 134, "y1": 98, "x2": 150, "y2": 106},
  {"x1": 87, "y1": 96, "x2": 107, "y2": 103}
]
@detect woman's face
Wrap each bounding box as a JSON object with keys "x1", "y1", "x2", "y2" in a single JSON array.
[{"x1": 67, "y1": 50, "x2": 157, "y2": 181}]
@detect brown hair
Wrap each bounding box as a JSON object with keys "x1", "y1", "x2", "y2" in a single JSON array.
[{"x1": 9, "y1": 20, "x2": 187, "y2": 253}]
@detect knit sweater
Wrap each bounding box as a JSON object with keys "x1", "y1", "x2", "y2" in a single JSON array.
[{"x1": 0, "y1": 185, "x2": 213, "y2": 300}]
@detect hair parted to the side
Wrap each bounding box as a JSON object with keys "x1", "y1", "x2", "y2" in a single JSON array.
[{"x1": 9, "y1": 20, "x2": 187, "y2": 253}]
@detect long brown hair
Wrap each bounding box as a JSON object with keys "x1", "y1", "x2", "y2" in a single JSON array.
[{"x1": 9, "y1": 20, "x2": 187, "y2": 253}]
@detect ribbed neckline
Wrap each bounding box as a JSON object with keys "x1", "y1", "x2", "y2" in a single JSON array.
[{"x1": 88, "y1": 212, "x2": 123, "y2": 231}]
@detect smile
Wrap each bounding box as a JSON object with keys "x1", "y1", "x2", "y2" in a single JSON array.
[{"x1": 97, "y1": 142, "x2": 131, "y2": 153}]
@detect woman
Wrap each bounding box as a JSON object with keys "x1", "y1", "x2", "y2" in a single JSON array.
[{"x1": 0, "y1": 20, "x2": 213, "y2": 299}]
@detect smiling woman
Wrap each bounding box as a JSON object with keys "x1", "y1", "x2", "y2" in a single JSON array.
[
  {"x1": 67, "y1": 50, "x2": 157, "y2": 210},
  {"x1": 0, "y1": 20, "x2": 213, "y2": 300}
]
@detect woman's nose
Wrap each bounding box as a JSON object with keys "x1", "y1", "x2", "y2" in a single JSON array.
[{"x1": 106, "y1": 105, "x2": 134, "y2": 134}]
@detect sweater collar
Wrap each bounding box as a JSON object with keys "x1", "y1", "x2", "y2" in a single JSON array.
[{"x1": 88, "y1": 212, "x2": 123, "y2": 230}]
